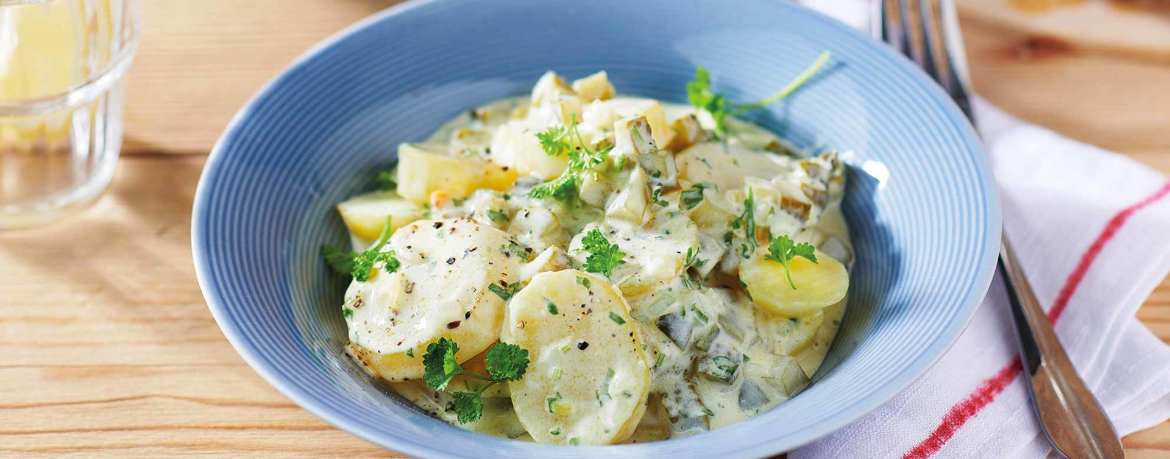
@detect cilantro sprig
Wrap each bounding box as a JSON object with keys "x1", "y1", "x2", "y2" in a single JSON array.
[
  {"x1": 580, "y1": 229, "x2": 626, "y2": 278},
  {"x1": 765, "y1": 234, "x2": 818, "y2": 290},
  {"x1": 321, "y1": 216, "x2": 401, "y2": 282},
  {"x1": 529, "y1": 119, "x2": 612, "y2": 200},
  {"x1": 422, "y1": 338, "x2": 530, "y2": 424},
  {"x1": 688, "y1": 51, "x2": 831, "y2": 135}
]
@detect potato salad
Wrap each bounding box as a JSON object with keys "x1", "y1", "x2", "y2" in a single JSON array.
[{"x1": 323, "y1": 62, "x2": 852, "y2": 445}]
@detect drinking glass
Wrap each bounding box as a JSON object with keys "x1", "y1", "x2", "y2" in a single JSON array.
[{"x1": 0, "y1": 0, "x2": 140, "y2": 228}]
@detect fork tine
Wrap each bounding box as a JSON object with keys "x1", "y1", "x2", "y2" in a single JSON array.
[
  {"x1": 920, "y1": 0, "x2": 976, "y2": 119},
  {"x1": 901, "y1": 0, "x2": 939, "y2": 81},
  {"x1": 872, "y1": 0, "x2": 907, "y2": 56},
  {"x1": 875, "y1": 0, "x2": 975, "y2": 121}
]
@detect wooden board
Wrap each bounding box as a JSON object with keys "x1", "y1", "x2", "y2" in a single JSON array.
[{"x1": 1, "y1": 0, "x2": 1168, "y2": 457}]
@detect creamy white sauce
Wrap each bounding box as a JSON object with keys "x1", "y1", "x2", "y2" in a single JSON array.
[{"x1": 335, "y1": 73, "x2": 853, "y2": 444}]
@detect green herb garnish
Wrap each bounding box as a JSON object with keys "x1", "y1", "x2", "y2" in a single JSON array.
[
  {"x1": 688, "y1": 51, "x2": 831, "y2": 135},
  {"x1": 321, "y1": 216, "x2": 401, "y2": 282},
  {"x1": 765, "y1": 234, "x2": 818, "y2": 290},
  {"x1": 545, "y1": 298, "x2": 559, "y2": 315},
  {"x1": 576, "y1": 276, "x2": 591, "y2": 289},
  {"x1": 488, "y1": 282, "x2": 522, "y2": 301},
  {"x1": 580, "y1": 229, "x2": 626, "y2": 278},
  {"x1": 683, "y1": 247, "x2": 707, "y2": 271},
  {"x1": 608, "y1": 311, "x2": 627, "y2": 325},
  {"x1": 730, "y1": 188, "x2": 758, "y2": 256},
  {"x1": 690, "y1": 305, "x2": 709, "y2": 324},
  {"x1": 373, "y1": 169, "x2": 397, "y2": 191},
  {"x1": 738, "y1": 279, "x2": 753, "y2": 302},
  {"x1": 651, "y1": 184, "x2": 668, "y2": 207},
  {"x1": 529, "y1": 119, "x2": 612, "y2": 200},
  {"x1": 421, "y1": 338, "x2": 530, "y2": 424},
  {"x1": 487, "y1": 208, "x2": 510, "y2": 224},
  {"x1": 712, "y1": 355, "x2": 739, "y2": 379},
  {"x1": 680, "y1": 183, "x2": 710, "y2": 210}
]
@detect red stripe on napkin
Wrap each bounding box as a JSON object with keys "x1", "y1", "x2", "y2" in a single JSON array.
[{"x1": 903, "y1": 182, "x2": 1170, "y2": 459}]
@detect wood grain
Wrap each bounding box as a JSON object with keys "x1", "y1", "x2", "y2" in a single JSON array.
[
  {"x1": 1, "y1": 0, "x2": 1168, "y2": 457},
  {"x1": 0, "y1": 156, "x2": 405, "y2": 458}
]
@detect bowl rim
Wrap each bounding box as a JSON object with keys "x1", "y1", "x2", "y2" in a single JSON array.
[{"x1": 192, "y1": 0, "x2": 1002, "y2": 456}]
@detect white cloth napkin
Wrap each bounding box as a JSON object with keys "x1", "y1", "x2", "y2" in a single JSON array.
[{"x1": 788, "y1": 1, "x2": 1170, "y2": 457}]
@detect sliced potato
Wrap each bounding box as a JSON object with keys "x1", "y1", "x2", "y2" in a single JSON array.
[
  {"x1": 396, "y1": 143, "x2": 517, "y2": 204},
  {"x1": 519, "y1": 246, "x2": 571, "y2": 284},
  {"x1": 676, "y1": 142, "x2": 792, "y2": 192},
  {"x1": 344, "y1": 217, "x2": 519, "y2": 381},
  {"x1": 336, "y1": 190, "x2": 426, "y2": 241},
  {"x1": 490, "y1": 120, "x2": 570, "y2": 180},
  {"x1": 676, "y1": 143, "x2": 744, "y2": 191},
  {"x1": 506, "y1": 270, "x2": 651, "y2": 445},
  {"x1": 531, "y1": 71, "x2": 575, "y2": 106},
  {"x1": 569, "y1": 216, "x2": 698, "y2": 298},
  {"x1": 571, "y1": 71, "x2": 615, "y2": 103},
  {"x1": 794, "y1": 300, "x2": 846, "y2": 378},
  {"x1": 739, "y1": 249, "x2": 848, "y2": 317},
  {"x1": 508, "y1": 205, "x2": 568, "y2": 253},
  {"x1": 756, "y1": 308, "x2": 824, "y2": 356},
  {"x1": 621, "y1": 394, "x2": 671, "y2": 443}
]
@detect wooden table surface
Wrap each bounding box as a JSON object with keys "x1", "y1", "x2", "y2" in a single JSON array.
[{"x1": 2, "y1": 0, "x2": 1168, "y2": 457}]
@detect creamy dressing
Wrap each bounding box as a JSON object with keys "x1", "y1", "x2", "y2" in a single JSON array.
[{"x1": 333, "y1": 71, "x2": 853, "y2": 444}]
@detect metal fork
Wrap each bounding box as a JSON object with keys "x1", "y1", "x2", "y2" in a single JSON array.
[{"x1": 872, "y1": 1, "x2": 1124, "y2": 457}]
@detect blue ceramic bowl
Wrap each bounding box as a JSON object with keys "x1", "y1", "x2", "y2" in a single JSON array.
[{"x1": 193, "y1": 0, "x2": 999, "y2": 457}]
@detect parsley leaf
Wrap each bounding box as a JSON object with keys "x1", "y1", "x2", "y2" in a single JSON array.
[
  {"x1": 422, "y1": 339, "x2": 531, "y2": 424},
  {"x1": 452, "y1": 391, "x2": 484, "y2": 424},
  {"x1": 688, "y1": 51, "x2": 831, "y2": 135},
  {"x1": 484, "y1": 342, "x2": 530, "y2": 381},
  {"x1": 422, "y1": 338, "x2": 463, "y2": 390},
  {"x1": 536, "y1": 125, "x2": 573, "y2": 158},
  {"x1": 321, "y1": 216, "x2": 401, "y2": 282},
  {"x1": 373, "y1": 169, "x2": 397, "y2": 191},
  {"x1": 730, "y1": 188, "x2": 758, "y2": 257},
  {"x1": 580, "y1": 229, "x2": 626, "y2": 278},
  {"x1": 321, "y1": 244, "x2": 356, "y2": 276},
  {"x1": 529, "y1": 119, "x2": 611, "y2": 200},
  {"x1": 687, "y1": 66, "x2": 730, "y2": 134},
  {"x1": 764, "y1": 234, "x2": 818, "y2": 289}
]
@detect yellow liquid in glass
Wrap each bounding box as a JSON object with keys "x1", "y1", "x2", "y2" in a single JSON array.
[
  {"x1": 0, "y1": 0, "x2": 126, "y2": 227},
  {"x1": 0, "y1": 0, "x2": 112, "y2": 146}
]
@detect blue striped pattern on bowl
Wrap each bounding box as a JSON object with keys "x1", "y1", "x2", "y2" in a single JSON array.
[{"x1": 192, "y1": 0, "x2": 1000, "y2": 457}]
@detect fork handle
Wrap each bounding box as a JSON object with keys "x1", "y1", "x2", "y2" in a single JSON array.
[{"x1": 999, "y1": 240, "x2": 1124, "y2": 458}]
